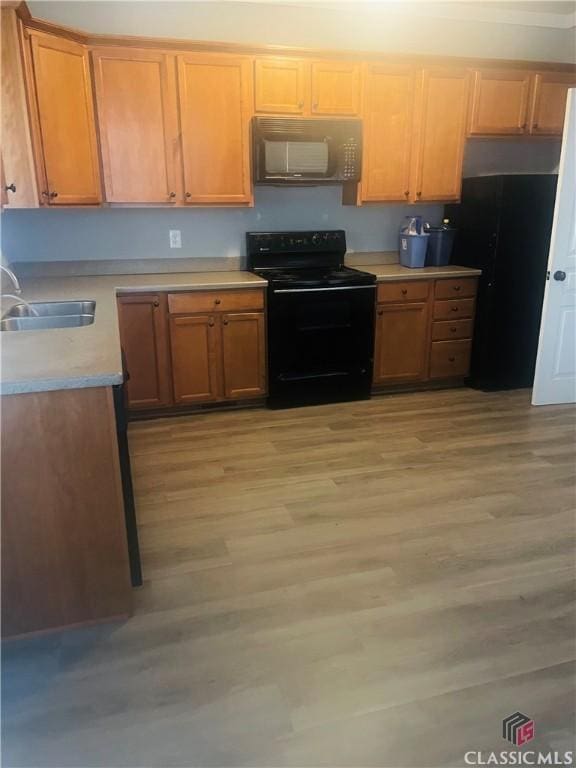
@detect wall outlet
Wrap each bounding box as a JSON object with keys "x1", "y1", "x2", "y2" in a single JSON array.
[{"x1": 169, "y1": 229, "x2": 182, "y2": 249}]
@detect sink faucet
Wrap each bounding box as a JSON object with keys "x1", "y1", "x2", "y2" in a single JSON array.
[{"x1": 0, "y1": 264, "x2": 21, "y2": 295}]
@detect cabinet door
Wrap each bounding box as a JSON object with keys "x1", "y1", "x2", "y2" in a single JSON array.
[
  {"x1": 468, "y1": 69, "x2": 531, "y2": 135},
  {"x1": 178, "y1": 53, "x2": 252, "y2": 204},
  {"x1": 170, "y1": 314, "x2": 222, "y2": 404},
  {"x1": 1, "y1": 9, "x2": 38, "y2": 208},
  {"x1": 311, "y1": 60, "x2": 360, "y2": 116},
  {"x1": 373, "y1": 302, "x2": 429, "y2": 384},
  {"x1": 92, "y1": 48, "x2": 179, "y2": 203},
  {"x1": 28, "y1": 32, "x2": 100, "y2": 205},
  {"x1": 221, "y1": 312, "x2": 266, "y2": 399},
  {"x1": 411, "y1": 68, "x2": 469, "y2": 203},
  {"x1": 529, "y1": 72, "x2": 576, "y2": 136},
  {"x1": 117, "y1": 294, "x2": 172, "y2": 410},
  {"x1": 254, "y1": 57, "x2": 307, "y2": 114},
  {"x1": 361, "y1": 64, "x2": 415, "y2": 202}
]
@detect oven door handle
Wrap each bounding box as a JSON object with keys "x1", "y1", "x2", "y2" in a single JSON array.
[{"x1": 273, "y1": 285, "x2": 376, "y2": 294}]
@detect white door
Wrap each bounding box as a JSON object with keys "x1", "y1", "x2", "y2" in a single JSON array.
[{"x1": 532, "y1": 89, "x2": 576, "y2": 406}]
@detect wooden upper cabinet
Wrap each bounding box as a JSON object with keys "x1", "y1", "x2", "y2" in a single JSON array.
[
  {"x1": 468, "y1": 69, "x2": 531, "y2": 135},
  {"x1": 27, "y1": 32, "x2": 101, "y2": 205},
  {"x1": 361, "y1": 64, "x2": 415, "y2": 203},
  {"x1": 169, "y1": 314, "x2": 222, "y2": 404},
  {"x1": 411, "y1": 68, "x2": 470, "y2": 203},
  {"x1": 1, "y1": 9, "x2": 38, "y2": 208},
  {"x1": 92, "y1": 48, "x2": 179, "y2": 204},
  {"x1": 310, "y1": 60, "x2": 360, "y2": 115},
  {"x1": 117, "y1": 294, "x2": 172, "y2": 410},
  {"x1": 221, "y1": 312, "x2": 266, "y2": 399},
  {"x1": 254, "y1": 57, "x2": 307, "y2": 114},
  {"x1": 177, "y1": 53, "x2": 252, "y2": 205},
  {"x1": 529, "y1": 72, "x2": 576, "y2": 135}
]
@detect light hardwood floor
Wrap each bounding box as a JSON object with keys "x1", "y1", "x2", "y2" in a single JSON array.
[{"x1": 2, "y1": 388, "x2": 575, "y2": 767}]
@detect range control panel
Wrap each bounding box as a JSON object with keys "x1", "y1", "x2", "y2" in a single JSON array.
[{"x1": 247, "y1": 230, "x2": 347, "y2": 255}]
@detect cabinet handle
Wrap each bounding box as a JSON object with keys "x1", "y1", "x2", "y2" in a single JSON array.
[
  {"x1": 404, "y1": 190, "x2": 409, "y2": 197},
  {"x1": 209, "y1": 319, "x2": 215, "y2": 327},
  {"x1": 401, "y1": 288, "x2": 408, "y2": 295},
  {"x1": 49, "y1": 191, "x2": 58, "y2": 198},
  {"x1": 185, "y1": 192, "x2": 191, "y2": 198},
  {"x1": 451, "y1": 306, "x2": 459, "y2": 312},
  {"x1": 377, "y1": 309, "x2": 383, "y2": 316},
  {"x1": 416, "y1": 191, "x2": 422, "y2": 197},
  {"x1": 448, "y1": 356, "x2": 456, "y2": 362},
  {"x1": 169, "y1": 192, "x2": 176, "y2": 198},
  {"x1": 223, "y1": 318, "x2": 229, "y2": 325},
  {"x1": 5, "y1": 183, "x2": 16, "y2": 193},
  {"x1": 41, "y1": 190, "x2": 49, "y2": 197},
  {"x1": 450, "y1": 326, "x2": 457, "y2": 332},
  {"x1": 533, "y1": 123, "x2": 539, "y2": 129},
  {"x1": 214, "y1": 298, "x2": 221, "y2": 305},
  {"x1": 153, "y1": 299, "x2": 160, "y2": 308},
  {"x1": 453, "y1": 285, "x2": 461, "y2": 292}
]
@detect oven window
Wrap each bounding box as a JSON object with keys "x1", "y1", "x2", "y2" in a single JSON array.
[{"x1": 264, "y1": 140, "x2": 329, "y2": 175}]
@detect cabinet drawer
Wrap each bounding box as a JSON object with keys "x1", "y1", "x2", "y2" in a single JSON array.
[
  {"x1": 168, "y1": 289, "x2": 264, "y2": 315},
  {"x1": 432, "y1": 318, "x2": 474, "y2": 341},
  {"x1": 435, "y1": 278, "x2": 478, "y2": 299},
  {"x1": 377, "y1": 281, "x2": 430, "y2": 303},
  {"x1": 433, "y1": 298, "x2": 475, "y2": 320},
  {"x1": 430, "y1": 340, "x2": 472, "y2": 379}
]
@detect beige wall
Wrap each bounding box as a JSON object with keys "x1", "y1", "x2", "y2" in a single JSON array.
[{"x1": 28, "y1": 1, "x2": 576, "y2": 63}]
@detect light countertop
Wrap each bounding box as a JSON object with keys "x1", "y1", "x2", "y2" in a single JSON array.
[{"x1": 1, "y1": 262, "x2": 480, "y2": 396}]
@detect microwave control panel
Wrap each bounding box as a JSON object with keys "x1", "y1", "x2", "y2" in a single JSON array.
[{"x1": 340, "y1": 138, "x2": 360, "y2": 180}]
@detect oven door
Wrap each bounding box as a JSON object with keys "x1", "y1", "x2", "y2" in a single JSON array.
[{"x1": 267, "y1": 285, "x2": 376, "y2": 407}]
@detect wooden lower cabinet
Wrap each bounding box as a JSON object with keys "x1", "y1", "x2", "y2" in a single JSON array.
[
  {"x1": 117, "y1": 294, "x2": 172, "y2": 410},
  {"x1": 373, "y1": 276, "x2": 478, "y2": 388},
  {"x1": 221, "y1": 312, "x2": 267, "y2": 399},
  {"x1": 373, "y1": 302, "x2": 429, "y2": 384},
  {"x1": 170, "y1": 314, "x2": 222, "y2": 404}
]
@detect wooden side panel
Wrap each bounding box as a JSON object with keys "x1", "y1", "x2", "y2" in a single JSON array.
[
  {"x1": 169, "y1": 314, "x2": 222, "y2": 403},
  {"x1": 254, "y1": 57, "x2": 307, "y2": 114},
  {"x1": 311, "y1": 60, "x2": 360, "y2": 116},
  {"x1": 468, "y1": 69, "x2": 531, "y2": 135},
  {"x1": 1, "y1": 387, "x2": 132, "y2": 638},
  {"x1": 117, "y1": 294, "x2": 172, "y2": 410},
  {"x1": 361, "y1": 64, "x2": 415, "y2": 203},
  {"x1": 373, "y1": 302, "x2": 429, "y2": 384},
  {"x1": 221, "y1": 312, "x2": 266, "y2": 399},
  {"x1": 178, "y1": 53, "x2": 252, "y2": 204},
  {"x1": 1, "y1": 9, "x2": 39, "y2": 208},
  {"x1": 529, "y1": 72, "x2": 576, "y2": 135},
  {"x1": 92, "y1": 48, "x2": 179, "y2": 203},
  {"x1": 411, "y1": 68, "x2": 469, "y2": 203},
  {"x1": 28, "y1": 31, "x2": 101, "y2": 205}
]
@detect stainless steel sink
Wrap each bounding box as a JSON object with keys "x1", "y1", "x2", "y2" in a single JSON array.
[
  {"x1": 1, "y1": 315, "x2": 95, "y2": 332},
  {"x1": 4, "y1": 300, "x2": 96, "y2": 318},
  {"x1": 0, "y1": 300, "x2": 96, "y2": 331}
]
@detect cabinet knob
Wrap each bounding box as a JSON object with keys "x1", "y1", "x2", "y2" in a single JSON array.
[
  {"x1": 185, "y1": 192, "x2": 192, "y2": 198},
  {"x1": 451, "y1": 306, "x2": 459, "y2": 312},
  {"x1": 298, "y1": 101, "x2": 304, "y2": 108},
  {"x1": 209, "y1": 319, "x2": 215, "y2": 327},
  {"x1": 153, "y1": 299, "x2": 160, "y2": 307},
  {"x1": 416, "y1": 191, "x2": 422, "y2": 197},
  {"x1": 214, "y1": 298, "x2": 221, "y2": 305},
  {"x1": 49, "y1": 191, "x2": 58, "y2": 198},
  {"x1": 450, "y1": 326, "x2": 457, "y2": 332},
  {"x1": 404, "y1": 190, "x2": 409, "y2": 197},
  {"x1": 401, "y1": 288, "x2": 408, "y2": 295},
  {"x1": 448, "y1": 356, "x2": 456, "y2": 362},
  {"x1": 223, "y1": 318, "x2": 229, "y2": 325},
  {"x1": 169, "y1": 192, "x2": 176, "y2": 198},
  {"x1": 533, "y1": 122, "x2": 539, "y2": 129},
  {"x1": 5, "y1": 183, "x2": 16, "y2": 193},
  {"x1": 453, "y1": 285, "x2": 461, "y2": 291},
  {"x1": 377, "y1": 309, "x2": 383, "y2": 316},
  {"x1": 41, "y1": 190, "x2": 49, "y2": 197}
]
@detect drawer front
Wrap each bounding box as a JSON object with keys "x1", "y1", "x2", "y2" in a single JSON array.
[
  {"x1": 377, "y1": 280, "x2": 430, "y2": 304},
  {"x1": 432, "y1": 318, "x2": 474, "y2": 341},
  {"x1": 435, "y1": 278, "x2": 478, "y2": 300},
  {"x1": 433, "y1": 298, "x2": 475, "y2": 320},
  {"x1": 168, "y1": 289, "x2": 265, "y2": 315},
  {"x1": 430, "y1": 340, "x2": 472, "y2": 379}
]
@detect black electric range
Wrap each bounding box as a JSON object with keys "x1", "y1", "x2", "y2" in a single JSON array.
[{"x1": 247, "y1": 230, "x2": 376, "y2": 409}]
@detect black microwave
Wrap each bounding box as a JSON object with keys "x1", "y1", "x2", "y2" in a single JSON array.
[{"x1": 252, "y1": 117, "x2": 362, "y2": 184}]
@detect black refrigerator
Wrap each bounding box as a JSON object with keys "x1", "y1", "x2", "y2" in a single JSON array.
[{"x1": 445, "y1": 174, "x2": 557, "y2": 391}]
